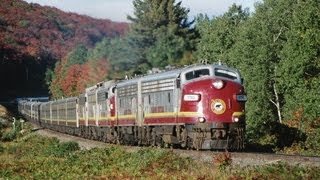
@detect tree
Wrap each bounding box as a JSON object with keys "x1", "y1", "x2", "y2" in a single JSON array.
[
  {"x1": 108, "y1": 37, "x2": 140, "y2": 78},
  {"x1": 49, "y1": 61, "x2": 64, "y2": 99},
  {"x1": 61, "y1": 64, "x2": 85, "y2": 97},
  {"x1": 226, "y1": 0, "x2": 320, "y2": 149},
  {"x1": 49, "y1": 38, "x2": 113, "y2": 98},
  {"x1": 195, "y1": 4, "x2": 249, "y2": 65},
  {"x1": 195, "y1": 0, "x2": 317, "y2": 145},
  {"x1": 66, "y1": 44, "x2": 88, "y2": 67},
  {"x1": 146, "y1": 29, "x2": 187, "y2": 67},
  {"x1": 87, "y1": 59, "x2": 109, "y2": 86},
  {"x1": 126, "y1": 0, "x2": 196, "y2": 70},
  {"x1": 229, "y1": 0, "x2": 297, "y2": 142},
  {"x1": 86, "y1": 38, "x2": 111, "y2": 61},
  {"x1": 278, "y1": 0, "x2": 320, "y2": 127}
]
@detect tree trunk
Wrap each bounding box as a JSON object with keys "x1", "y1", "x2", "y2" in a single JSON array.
[{"x1": 270, "y1": 82, "x2": 282, "y2": 123}]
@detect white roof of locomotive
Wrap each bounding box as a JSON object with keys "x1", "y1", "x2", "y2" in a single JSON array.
[{"x1": 117, "y1": 63, "x2": 239, "y2": 85}]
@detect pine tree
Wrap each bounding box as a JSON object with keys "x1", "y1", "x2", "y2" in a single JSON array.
[{"x1": 126, "y1": 0, "x2": 196, "y2": 70}]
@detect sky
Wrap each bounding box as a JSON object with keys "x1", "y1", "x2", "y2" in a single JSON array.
[{"x1": 23, "y1": 0, "x2": 260, "y2": 22}]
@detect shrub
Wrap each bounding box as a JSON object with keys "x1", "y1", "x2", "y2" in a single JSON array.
[
  {"x1": 305, "y1": 128, "x2": 320, "y2": 155},
  {"x1": 0, "y1": 144, "x2": 4, "y2": 153},
  {"x1": 0, "y1": 117, "x2": 9, "y2": 130},
  {"x1": 213, "y1": 151, "x2": 232, "y2": 172},
  {"x1": 1, "y1": 130, "x2": 17, "y2": 142},
  {"x1": 46, "y1": 141, "x2": 80, "y2": 157}
]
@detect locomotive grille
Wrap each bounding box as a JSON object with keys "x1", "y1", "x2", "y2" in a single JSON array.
[
  {"x1": 142, "y1": 78, "x2": 174, "y2": 93},
  {"x1": 118, "y1": 85, "x2": 137, "y2": 97}
]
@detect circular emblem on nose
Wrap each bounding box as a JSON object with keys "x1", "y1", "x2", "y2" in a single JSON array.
[{"x1": 211, "y1": 99, "x2": 226, "y2": 114}]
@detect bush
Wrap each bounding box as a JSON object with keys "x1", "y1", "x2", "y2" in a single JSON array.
[
  {"x1": 305, "y1": 128, "x2": 320, "y2": 155},
  {"x1": 1, "y1": 130, "x2": 17, "y2": 142},
  {"x1": 0, "y1": 144, "x2": 4, "y2": 153},
  {"x1": 46, "y1": 141, "x2": 80, "y2": 157},
  {"x1": 213, "y1": 151, "x2": 232, "y2": 172},
  {"x1": 59, "y1": 141, "x2": 80, "y2": 153},
  {"x1": 0, "y1": 117, "x2": 9, "y2": 130}
]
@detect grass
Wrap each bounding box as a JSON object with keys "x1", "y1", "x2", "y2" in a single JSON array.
[{"x1": 0, "y1": 124, "x2": 320, "y2": 179}]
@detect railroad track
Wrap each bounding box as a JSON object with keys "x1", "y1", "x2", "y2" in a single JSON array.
[
  {"x1": 33, "y1": 126, "x2": 320, "y2": 167},
  {"x1": 176, "y1": 150, "x2": 320, "y2": 167}
]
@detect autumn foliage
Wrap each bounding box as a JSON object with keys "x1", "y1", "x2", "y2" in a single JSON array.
[
  {"x1": 0, "y1": 0, "x2": 128, "y2": 61},
  {"x1": 56, "y1": 58, "x2": 109, "y2": 98},
  {"x1": 0, "y1": 0, "x2": 127, "y2": 99}
]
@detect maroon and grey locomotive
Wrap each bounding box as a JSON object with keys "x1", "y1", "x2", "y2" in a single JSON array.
[{"x1": 18, "y1": 63, "x2": 247, "y2": 150}]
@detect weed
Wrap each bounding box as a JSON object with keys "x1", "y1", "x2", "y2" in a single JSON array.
[
  {"x1": 213, "y1": 150, "x2": 232, "y2": 172},
  {"x1": 1, "y1": 135, "x2": 320, "y2": 179},
  {"x1": 0, "y1": 144, "x2": 4, "y2": 153},
  {"x1": 1, "y1": 130, "x2": 17, "y2": 142}
]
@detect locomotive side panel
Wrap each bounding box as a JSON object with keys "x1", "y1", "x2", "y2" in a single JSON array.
[
  {"x1": 142, "y1": 78, "x2": 177, "y2": 125},
  {"x1": 87, "y1": 92, "x2": 97, "y2": 126},
  {"x1": 96, "y1": 89, "x2": 108, "y2": 126},
  {"x1": 65, "y1": 98, "x2": 78, "y2": 127},
  {"x1": 116, "y1": 81, "x2": 138, "y2": 126},
  {"x1": 78, "y1": 94, "x2": 86, "y2": 126}
]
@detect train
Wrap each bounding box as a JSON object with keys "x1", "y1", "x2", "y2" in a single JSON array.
[{"x1": 18, "y1": 63, "x2": 247, "y2": 150}]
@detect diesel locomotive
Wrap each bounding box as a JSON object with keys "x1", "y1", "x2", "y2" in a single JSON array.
[{"x1": 18, "y1": 63, "x2": 247, "y2": 150}]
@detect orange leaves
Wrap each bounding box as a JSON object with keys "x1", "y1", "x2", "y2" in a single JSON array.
[
  {"x1": 0, "y1": 0, "x2": 128, "y2": 61},
  {"x1": 58, "y1": 59, "x2": 109, "y2": 97},
  {"x1": 87, "y1": 59, "x2": 109, "y2": 84},
  {"x1": 213, "y1": 151, "x2": 232, "y2": 171},
  {"x1": 61, "y1": 64, "x2": 88, "y2": 97},
  {"x1": 285, "y1": 108, "x2": 304, "y2": 128},
  {"x1": 25, "y1": 46, "x2": 39, "y2": 57}
]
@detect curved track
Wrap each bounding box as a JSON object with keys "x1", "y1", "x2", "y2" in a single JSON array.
[{"x1": 177, "y1": 150, "x2": 320, "y2": 167}]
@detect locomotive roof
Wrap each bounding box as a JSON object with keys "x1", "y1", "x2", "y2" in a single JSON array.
[
  {"x1": 117, "y1": 63, "x2": 239, "y2": 86},
  {"x1": 116, "y1": 68, "x2": 180, "y2": 87},
  {"x1": 78, "y1": 63, "x2": 241, "y2": 91},
  {"x1": 49, "y1": 96, "x2": 78, "y2": 104}
]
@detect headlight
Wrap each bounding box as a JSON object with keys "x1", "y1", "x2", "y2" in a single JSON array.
[
  {"x1": 232, "y1": 112, "x2": 244, "y2": 122},
  {"x1": 233, "y1": 117, "x2": 239, "y2": 122},
  {"x1": 236, "y1": 94, "x2": 247, "y2": 102},
  {"x1": 198, "y1": 117, "x2": 206, "y2": 123},
  {"x1": 212, "y1": 80, "x2": 224, "y2": 89}
]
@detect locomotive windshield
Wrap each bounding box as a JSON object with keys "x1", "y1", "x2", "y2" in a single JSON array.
[
  {"x1": 185, "y1": 69, "x2": 210, "y2": 80},
  {"x1": 214, "y1": 68, "x2": 238, "y2": 80}
]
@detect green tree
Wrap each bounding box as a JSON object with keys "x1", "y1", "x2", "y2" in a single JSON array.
[
  {"x1": 230, "y1": 0, "x2": 297, "y2": 142},
  {"x1": 66, "y1": 44, "x2": 88, "y2": 67},
  {"x1": 107, "y1": 37, "x2": 141, "y2": 78},
  {"x1": 196, "y1": 0, "x2": 318, "y2": 145},
  {"x1": 86, "y1": 38, "x2": 112, "y2": 61},
  {"x1": 229, "y1": 0, "x2": 320, "y2": 150},
  {"x1": 49, "y1": 61, "x2": 64, "y2": 99},
  {"x1": 278, "y1": 0, "x2": 320, "y2": 127},
  {"x1": 146, "y1": 28, "x2": 187, "y2": 67},
  {"x1": 126, "y1": 0, "x2": 196, "y2": 70},
  {"x1": 195, "y1": 4, "x2": 249, "y2": 65}
]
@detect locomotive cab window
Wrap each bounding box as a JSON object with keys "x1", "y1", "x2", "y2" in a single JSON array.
[
  {"x1": 185, "y1": 69, "x2": 210, "y2": 80},
  {"x1": 214, "y1": 68, "x2": 238, "y2": 80}
]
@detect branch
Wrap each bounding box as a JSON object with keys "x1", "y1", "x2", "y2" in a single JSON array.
[
  {"x1": 269, "y1": 99, "x2": 278, "y2": 107},
  {"x1": 273, "y1": 27, "x2": 283, "y2": 43}
]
